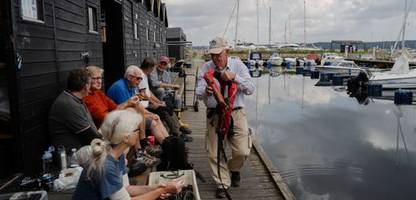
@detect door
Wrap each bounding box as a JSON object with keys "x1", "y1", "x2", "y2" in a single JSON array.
[
  {"x1": 0, "y1": 0, "x2": 17, "y2": 177},
  {"x1": 101, "y1": 0, "x2": 125, "y2": 91}
]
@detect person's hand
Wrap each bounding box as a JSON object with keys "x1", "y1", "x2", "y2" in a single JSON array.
[
  {"x1": 128, "y1": 96, "x2": 140, "y2": 106},
  {"x1": 159, "y1": 101, "x2": 166, "y2": 107},
  {"x1": 136, "y1": 90, "x2": 149, "y2": 101},
  {"x1": 221, "y1": 71, "x2": 236, "y2": 82},
  {"x1": 135, "y1": 102, "x2": 146, "y2": 115},
  {"x1": 205, "y1": 86, "x2": 213, "y2": 96},
  {"x1": 164, "y1": 178, "x2": 185, "y2": 194},
  {"x1": 159, "y1": 193, "x2": 172, "y2": 199},
  {"x1": 149, "y1": 113, "x2": 160, "y2": 121},
  {"x1": 172, "y1": 84, "x2": 180, "y2": 90}
]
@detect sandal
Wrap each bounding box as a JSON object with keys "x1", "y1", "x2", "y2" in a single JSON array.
[
  {"x1": 136, "y1": 153, "x2": 161, "y2": 167},
  {"x1": 145, "y1": 145, "x2": 163, "y2": 157}
]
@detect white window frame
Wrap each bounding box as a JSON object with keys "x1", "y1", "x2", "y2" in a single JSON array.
[
  {"x1": 88, "y1": 6, "x2": 98, "y2": 34},
  {"x1": 133, "y1": 13, "x2": 138, "y2": 40},
  {"x1": 160, "y1": 27, "x2": 163, "y2": 42},
  {"x1": 20, "y1": 0, "x2": 44, "y2": 23},
  {"x1": 134, "y1": 23, "x2": 138, "y2": 39}
]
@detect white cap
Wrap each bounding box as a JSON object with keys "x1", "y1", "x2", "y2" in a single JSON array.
[{"x1": 207, "y1": 36, "x2": 230, "y2": 54}]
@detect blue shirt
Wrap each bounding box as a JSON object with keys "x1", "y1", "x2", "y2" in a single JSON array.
[
  {"x1": 72, "y1": 154, "x2": 126, "y2": 200},
  {"x1": 107, "y1": 79, "x2": 136, "y2": 104}
]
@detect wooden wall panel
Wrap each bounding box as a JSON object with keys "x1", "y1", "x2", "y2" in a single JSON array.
[{"x1": 10, "y1": 0, "x2": 167, "y2": 175}]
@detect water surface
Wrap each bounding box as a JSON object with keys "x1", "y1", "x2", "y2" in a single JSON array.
[{"x1": 246, "y1": 74, "x2": 416, "y2": 200}]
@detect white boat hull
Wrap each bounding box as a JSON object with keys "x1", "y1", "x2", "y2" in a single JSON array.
[
  {"x1": 268, "y1": 59, "x2": 283, "y2": 66},
  {"x1": 315, "y1": 66, "x2": 363, "y2": 76},
  {"x1": 370, "y1": 70, "x2": 416, "y2": 88}
]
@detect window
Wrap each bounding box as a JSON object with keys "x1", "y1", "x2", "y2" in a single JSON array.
[
  {"x1": 134, "y1": 23, "x2": 138, "y2": 39},
  {"x1": 88, "y1": 6, "x2": 97, "y2": 33},
  {"x1": 146, "y1": 20, "x2": 150, "y2": 41},
  {"x1": 146, "y1": 27, "x2": 149, "y2": 41},
  {"x1": 133, "y1": 13, "x2": 138, "y2": 40},
  {"x1": 153, "y1": 25, "x2": 157, "y2": 42},
  {"x1": 160, "y1": 27, "x2": 163, "y2": 42},
  {"x1": 21, "y1": 0, "x2": 44, "y2": 22}
]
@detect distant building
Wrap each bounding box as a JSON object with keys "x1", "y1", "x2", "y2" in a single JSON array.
[
  {"x1": 0, "y1": 0, "x2": 175, "y2": 176},
  {"x1": 167, "y1": 27, "x2": 189, "y2": 61},
  {"x1": 331, "y1": 40, "x2": 365, "y2": 53}
]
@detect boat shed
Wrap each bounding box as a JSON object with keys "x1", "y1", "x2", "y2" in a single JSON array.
[
  {"x1": 166, "y1": 27, "x2": 189, "y2": 61},
  {"x1": 0, "y1": 0, "x2": 171, "y2": 176}
]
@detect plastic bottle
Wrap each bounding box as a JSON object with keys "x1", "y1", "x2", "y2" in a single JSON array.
[
  {"x1": 57, "y1": 146, "x2": 67, "y2": 170},
  {"x1": 42, "y1": 147, "x2": 54, "y2": 174},
  {"x1": 68, "y1": 148, "x2": 79, "y2": 168}
]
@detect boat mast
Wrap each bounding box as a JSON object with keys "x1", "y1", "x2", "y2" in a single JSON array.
[
  {"x1": 257, "y1": 0, "x2": 259, "y2": 44},
  {"x1": 288, "y1": 14, "x2": 291, "y2": 43},
  {"x1": 234, "y1": 0, "x2": 240, "y2": 45},
  {"x1": 303, "y1": 0, "x2": 306, "y2": 46},
  {"x1": 401, "y1": 0, "x2": 408, "y2": 50},
  {"x1": 284, "y1": 22, "x2": 287, "y2": 43},
  {"x1": 268, "y1": 6, "x2": 272, "y2": 45},
  {"x1": 392, "y1": 0, "x2": 412, "y2": 52}
]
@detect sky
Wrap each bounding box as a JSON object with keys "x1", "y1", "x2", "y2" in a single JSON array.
[{"x1": 164, "y1": 0, "x2": 416, "y2": 46}]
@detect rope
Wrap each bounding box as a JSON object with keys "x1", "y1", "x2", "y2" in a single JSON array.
[
  {"x1": 160, "y1": 171, "x2": 185, "y2": 179},
  {"x1": 216, "y1": 126, "x2": 232, "y2": 200},
  {"x1": 222, "y1": 0, "x2": 238, "y2": 38}
]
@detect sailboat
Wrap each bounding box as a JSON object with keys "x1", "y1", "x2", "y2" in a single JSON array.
[
  {"x1": 369, "y1": 0, "x2": 416, "y2": 89},
  {"x1": 369, "y1": 51, "x2": 416, "y2": 89}
]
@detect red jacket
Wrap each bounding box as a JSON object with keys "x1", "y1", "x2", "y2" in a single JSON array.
[{"x1": 83, "y1": 90, "x2": 117, "y2": 127}]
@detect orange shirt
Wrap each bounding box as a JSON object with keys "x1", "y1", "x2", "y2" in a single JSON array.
[{"x1": 83, "y1": 90, "x2": 118, "y2": 127}]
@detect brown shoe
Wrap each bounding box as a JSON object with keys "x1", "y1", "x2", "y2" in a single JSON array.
[{"x1": 215, "y1": 187, "x2": 228, "y2": 199}]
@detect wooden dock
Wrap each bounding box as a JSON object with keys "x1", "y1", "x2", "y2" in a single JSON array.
[{"x1": 180, "y1": 64, "x2": 295, "y2": 200}]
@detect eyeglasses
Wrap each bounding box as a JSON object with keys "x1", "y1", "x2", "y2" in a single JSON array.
[{"x1": 130, "y1": 75, "x2": 143, "y2": 81}]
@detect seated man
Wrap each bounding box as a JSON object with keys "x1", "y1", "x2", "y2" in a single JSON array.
[
  {"x1": 107, "y1": 65, "x2": 141, "y2": 105},
  {"x1": 49, "y1": 69, "x2": 102, "y2": 150},
  {"x1": 149, "y1": 56, "x2": 180, "y2": 101},
  {"x1": 140, "y1": 58, "x2": 192, "y2": 140},
  {"x1": 105, "y1": 65, "x2": 169, "y2": 145},
  {"x1": 150, "y1": 56, "x2": 192, "y2": 135}
]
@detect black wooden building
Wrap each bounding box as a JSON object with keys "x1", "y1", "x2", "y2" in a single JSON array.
[
  {"x1": 167, "y1": 27, "x2": 188, "y2": 61},
  {"x1": 0, "y1": 0, "x2": 170, "y2": 176}
]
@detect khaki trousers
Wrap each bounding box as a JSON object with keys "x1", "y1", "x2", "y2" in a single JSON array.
[{"x1": 206, "y1": 109, "x2": 252, "y2": 188}]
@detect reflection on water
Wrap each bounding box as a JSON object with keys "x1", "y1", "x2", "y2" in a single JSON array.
[{"x1": 246, "y1": 74, "x2": 416, "y2": 200}]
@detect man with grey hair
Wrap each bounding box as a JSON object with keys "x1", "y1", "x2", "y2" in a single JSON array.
[
  {"x1": 107, "y1": 65, "x2": 143, "y2": 104},
  {"x1": 196, "y1": 36, "x2": 255, "y2": 198}
]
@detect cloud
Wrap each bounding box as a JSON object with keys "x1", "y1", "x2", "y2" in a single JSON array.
[{"x1": 164, "y1": 0, "x2": 416, "y2": 45}]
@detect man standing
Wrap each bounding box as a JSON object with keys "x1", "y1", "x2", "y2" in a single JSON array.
[
  {"x1": 49, "y1": 69, "x2": 102, "y2": 150},
  {"x1": 196, "y1": 37, "x2": 255, "y2": 198}
]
